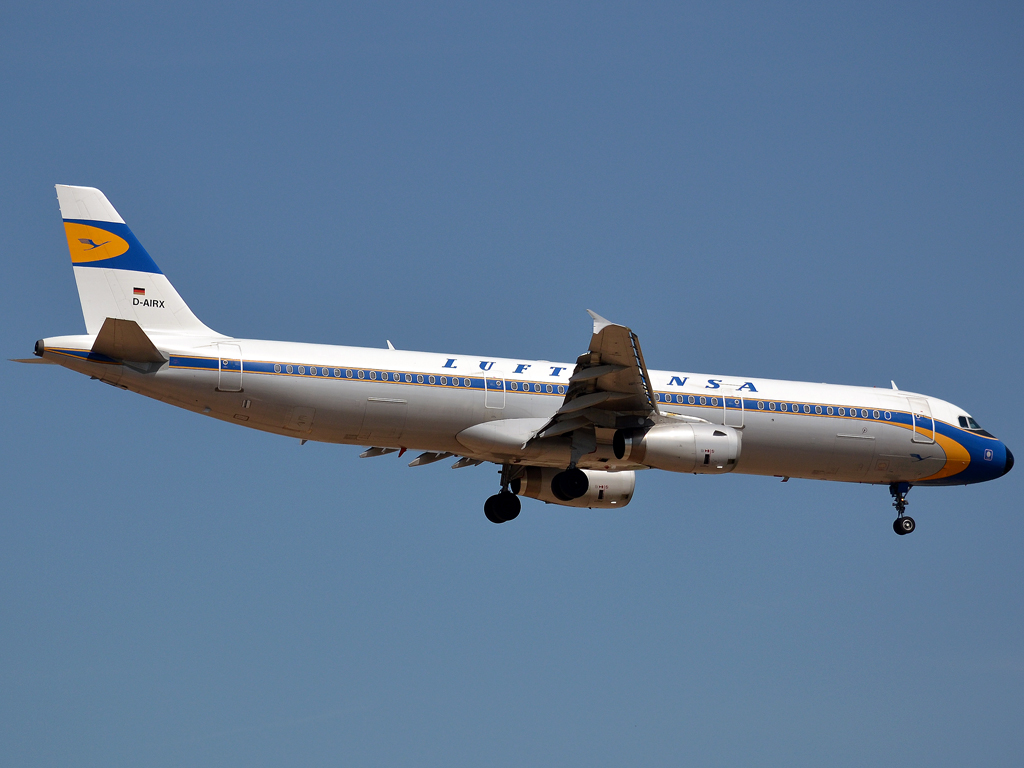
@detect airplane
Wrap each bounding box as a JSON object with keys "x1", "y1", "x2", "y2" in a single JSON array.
[{"x1": 13, "y1": 185, "x2": 1013, "y2": 534}]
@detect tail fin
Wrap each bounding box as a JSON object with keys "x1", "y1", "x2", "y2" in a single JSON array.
[{"x1": 56, "y1": 185, "x2": 219, "y2": 336}]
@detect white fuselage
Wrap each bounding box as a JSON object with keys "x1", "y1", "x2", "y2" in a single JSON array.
[{"x1": 41, "y1": 331, "x2": 1002, "y2": 487}]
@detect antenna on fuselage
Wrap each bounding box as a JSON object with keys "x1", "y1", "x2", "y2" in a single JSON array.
[{"x1": 891, "y1": 380, "x2": 899, "y2": 390}]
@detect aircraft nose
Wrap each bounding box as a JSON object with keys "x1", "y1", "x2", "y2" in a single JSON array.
[{"x1": 1003, "y1": 446, "x2": 1014, "y2": 477}]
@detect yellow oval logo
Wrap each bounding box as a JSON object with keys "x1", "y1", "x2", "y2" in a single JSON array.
[{"x1": 64, "y1": 222, "x2": 130, "y2": 263}]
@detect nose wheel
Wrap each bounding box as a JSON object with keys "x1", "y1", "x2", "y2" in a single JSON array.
[
  {"x1": 893, "y1": 516, "x2": 915, "y2": 535},
  {"x1": 890, "y1": 482, "x2": 915, "y2": 535}
]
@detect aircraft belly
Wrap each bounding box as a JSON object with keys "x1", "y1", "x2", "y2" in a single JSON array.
[
  {"x1": 49, "y1": 350, "x2": 125, "y2": 386},
  {"x1": 734, "y1": 411, "x2": 952, "y2": 484},
  {"x1": 736, "y1": 411, "x2": 841, "y2": 479}
]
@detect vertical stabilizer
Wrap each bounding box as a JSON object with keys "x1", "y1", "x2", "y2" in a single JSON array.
[{"x1": 56, "y1": 185, "x2": 220, "y2": 337}]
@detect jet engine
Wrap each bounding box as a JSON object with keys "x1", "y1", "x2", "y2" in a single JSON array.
[
  {"x1": 512, "y1": 467, "x2": 635, "y2": 508},
  {"x1": 613, "y1": 423, "x2": 741, "y2": 473}
]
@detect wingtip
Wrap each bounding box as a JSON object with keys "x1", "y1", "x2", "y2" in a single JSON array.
[{"x1": 587, "y1": 309, "x2": 614, "y2": 334}]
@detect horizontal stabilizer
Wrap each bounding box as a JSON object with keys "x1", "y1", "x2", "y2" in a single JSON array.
[
  {"x1": 91, "y1": 318, "x2": 166, "y2": 363},
  {"x1": 10, "y1": 358, "x2": 56, "y2": 364}
]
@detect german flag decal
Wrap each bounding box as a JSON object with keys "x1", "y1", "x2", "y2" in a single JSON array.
[{"x1": 133, "y1": 287, "x2": 145, "y2": 296}]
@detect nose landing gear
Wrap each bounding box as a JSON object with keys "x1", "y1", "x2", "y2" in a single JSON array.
[{"x1": 890, "y1": 482, "x2": 915, "y2": 535}]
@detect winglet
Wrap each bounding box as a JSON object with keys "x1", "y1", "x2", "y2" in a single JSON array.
[
  {"x1": 586, "y1": 309, "x2": 615, "y2": 335},
  {"x1": 891, "y1": 380, "x2": 899, "y2": 391}
]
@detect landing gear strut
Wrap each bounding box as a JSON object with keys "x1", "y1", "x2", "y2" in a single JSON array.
[
  {"x1": 484, "y1": 465, "x2": 522, "y2": 524},
  {"x1": 550, "y1": 429, "x2": 596, "y2": 501},
  {"x1": 890, "y1": 482, "x2": 915, "y2": 535}
]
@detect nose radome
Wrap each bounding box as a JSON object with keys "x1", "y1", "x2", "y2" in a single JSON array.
[{"x1": 1003, "y1": 446, "x2": 1014, "y2": 477}]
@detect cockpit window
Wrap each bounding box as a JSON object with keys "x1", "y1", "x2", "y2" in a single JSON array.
[{"x1": 959, "y1": 415, "x2": 994, "y2": 437}]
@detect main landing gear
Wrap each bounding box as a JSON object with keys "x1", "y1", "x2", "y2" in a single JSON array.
[
  {"x1": 890, "y1": 482, "x2": 915, "y2": 535},
  {"x1": 484, "y1": 464, "x2": 521, "y2": 524},
  {"x1": 484, "y1": 491, "x2": 520, "y2": 524}
]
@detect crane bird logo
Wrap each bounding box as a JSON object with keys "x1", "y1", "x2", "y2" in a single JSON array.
[{"x1": 78, "y1": 238, "x2": 110, "y2": 250}]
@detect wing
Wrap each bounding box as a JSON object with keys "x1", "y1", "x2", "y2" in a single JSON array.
[{"x1": 532, "y1": 310, "x2": 660, "y2": 441}]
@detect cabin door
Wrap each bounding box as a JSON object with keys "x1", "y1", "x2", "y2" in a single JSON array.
[
  {"x1": 217, "y1": 343, "x2": 243, "y2": 392},
  {"x1": 907, "y1": 397, "x2": 935, "y2": 444}
]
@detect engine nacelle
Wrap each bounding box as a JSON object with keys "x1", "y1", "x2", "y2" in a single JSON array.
[
  {"x1": 512, "y1": 467, "x2": 636, "y2": 508},
  {"x1": 613, "y1": 423, "x2": 741, "y2": 473}
]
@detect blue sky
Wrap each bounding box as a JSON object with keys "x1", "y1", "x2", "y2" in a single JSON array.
[{"x1": 2, "y1": 3, "x2": 1022, "y2": 766}]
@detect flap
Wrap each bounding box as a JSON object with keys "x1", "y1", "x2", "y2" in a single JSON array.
[
  {"x1": 530, "y1": 310, "x2": 660, "y2": 443},
  {"x1": 91, "y1": 317, "x2": 167, "y2": 363}
]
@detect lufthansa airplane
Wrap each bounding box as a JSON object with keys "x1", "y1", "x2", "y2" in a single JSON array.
[{"x1": 15, "y1": 186, "x2": 1013, "y2": 533}]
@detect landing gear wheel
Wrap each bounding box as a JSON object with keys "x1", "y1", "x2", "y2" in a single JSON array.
[
  {"x1": 484, "y1": 491, "x2": 521, "y2": 524},
  {"x1": 500, "y1": 491, "x2": 521, "y2": 521},
  {"x1": 893, "y1": 516, "x2": 916, "y2": 535},
  {"x1": 551, "y1": 467, "x2": 589, "y2": 500}
]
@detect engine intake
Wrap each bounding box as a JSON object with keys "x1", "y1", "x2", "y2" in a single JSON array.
[
  {"x1": 512, "y1": 467, "x2": 635, "y2": 508},
  {"x1": 613, "y1": 423, "x2": 741, "y2": 473}
]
